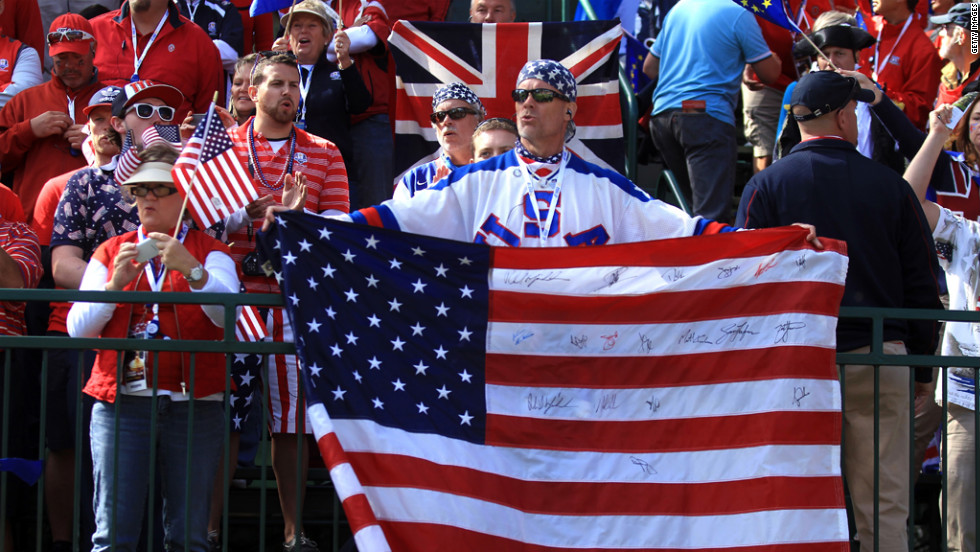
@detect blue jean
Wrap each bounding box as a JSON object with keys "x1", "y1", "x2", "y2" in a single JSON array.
[
  {"x1": 649, "y1": 109, "x2": 737, "y2": 223},
  {"x1": 90, "y1": 395, "x2": 223, "y2": 552},
  {"x1": 348, "y1": 113, "x2": 394, "y2": 210}
]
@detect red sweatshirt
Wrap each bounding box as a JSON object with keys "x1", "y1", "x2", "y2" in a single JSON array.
[
  {"x1": 0, "y1": 76, "x2": 102, "y2": 220},
  {"x1": 859, "y1": 14, "x2": 942, "y2": 129}
]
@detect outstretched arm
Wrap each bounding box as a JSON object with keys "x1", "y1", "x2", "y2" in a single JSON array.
[{"x1": 902, "y1": 105, "x2": 953, "y2": 232}]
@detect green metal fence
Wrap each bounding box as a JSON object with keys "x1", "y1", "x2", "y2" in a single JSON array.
[{"x1": 0, "y1": 289, "x2": 976, "y2": 551}]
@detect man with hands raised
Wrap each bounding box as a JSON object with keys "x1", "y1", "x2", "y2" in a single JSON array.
[{"x1": 226, "y1": 50, "x2": 349, "y2": 552}]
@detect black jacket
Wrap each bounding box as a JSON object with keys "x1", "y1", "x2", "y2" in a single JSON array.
[
  {"x1": 177, "y1": 0, "x2": 244, "y2": 56},
  {"x1": 299, "y1": 56, "x2": 372, "y2": 169},
  {"x1": 737, "y1": 138, "x2": 943, "y2": 358}
]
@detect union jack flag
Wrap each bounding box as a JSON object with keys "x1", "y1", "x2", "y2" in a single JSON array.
[{"x1": 389, "y1": 21, "x2": 625, "y2": 181}]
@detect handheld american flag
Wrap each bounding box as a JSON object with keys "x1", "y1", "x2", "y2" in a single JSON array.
[
  {"x1": 260, "y1": 213, "x2": 851, "y2": 551},
  {"x1": 390, "y1": 21, "x2": 625, "y2": 180},
  {"x1": 172, "y1": 105, "x2": 258, "y2": 231},
  {"x1": 114, "y1": 130, "x2": 140, "y2": 184}
]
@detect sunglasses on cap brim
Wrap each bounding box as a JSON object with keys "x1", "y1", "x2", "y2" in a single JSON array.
[{"x1": 47, "y1": 29, "x2": 95, "y2": 44}]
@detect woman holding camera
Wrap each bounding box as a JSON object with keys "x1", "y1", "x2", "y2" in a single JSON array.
[{"x1": 67, "y1": 144, "x2": 240, "y2": 552}]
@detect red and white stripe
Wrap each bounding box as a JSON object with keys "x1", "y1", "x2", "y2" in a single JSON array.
[
  {"x1": 307, "y1": 228, "x2": 851, "y2": 551},
  {"x1": 172, "y1": 109, "x2": 258, "y2": 230},
  {"x1": 235, "y1": 304, "x2": 268, "y2": 342}
]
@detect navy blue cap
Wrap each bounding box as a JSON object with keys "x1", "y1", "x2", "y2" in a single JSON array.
[{"x1": 791, "y1": 71, "x2": 875, "y2": 122}]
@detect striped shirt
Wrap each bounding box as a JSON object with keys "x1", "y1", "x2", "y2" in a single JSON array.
[
  {"x1": 229, "y1": 119, "x2": 350, "y2": 293},
  {"x1": 0, "y1": 220, "x2": 41, "y2": 336}
]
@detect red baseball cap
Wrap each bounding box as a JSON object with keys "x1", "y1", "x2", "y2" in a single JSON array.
[{"x1": 48, "y1": 13, "x2": 95, "y2": 58}]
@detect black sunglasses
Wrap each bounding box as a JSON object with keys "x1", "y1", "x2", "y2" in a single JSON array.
[
  {"x1": 127, "y1": 103, "x2": 176, "y2": 122},
  {"x1": 128, "y1": 185, "x2": 180, "y2": 198},
  {"x1": 47, "y1": 29, "x2": 95, "y2": 44},
  {"x1": 430, "y1": 107, "x2": 479, "y2": 124},
  {"x1": 511, "y1": 88, "x2": 571, "y2": 104}
]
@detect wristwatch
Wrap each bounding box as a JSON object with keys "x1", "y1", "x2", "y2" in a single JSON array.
[{"x1": 186, "y1": 264, "x2": 205, "y2": 283}]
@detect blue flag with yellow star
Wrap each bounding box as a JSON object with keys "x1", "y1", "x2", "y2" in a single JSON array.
[
  {"x1": 732, "y1": 0, "x2": 801, "y2": 33},
  {"x1": 624, "y1": 33, "x2": 651, "y2": 96}
]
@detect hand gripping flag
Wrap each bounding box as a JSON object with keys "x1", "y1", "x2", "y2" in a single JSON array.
[
  {"x1": 389, "y1": 20, "x2": 625, "y2": 180},
  {"x1": 172, "y1": 105, "x2": 258, "y2": 230},
  {"x1": 259, "y1": 212, "x2": 851, "y2": 552},
  {"x1": 731, "y1": 0, "x2": 803, "y2": 33}
]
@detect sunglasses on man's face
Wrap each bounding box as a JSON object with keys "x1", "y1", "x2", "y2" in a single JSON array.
[
  {"x1": 429, "y1": 107, "x2": 479, "y2": 124},
  {"x1": 128, "y1": 185, "x2": 180, "y2": 198},
  {"x1": 47, "y1": 29, "x2": 95, "y2": 44},
  {"x1": 511, "y1": 88, "x2": 571, "y2": 104},
  {"x1": 127, "y1": 103, "x2": 175, "y2": 122}
]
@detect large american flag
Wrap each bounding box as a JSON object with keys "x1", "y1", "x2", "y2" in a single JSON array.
[
  {"x1": 172, "y1": 105, "x2": 258, "y2": 230},
  {"x1": 260, "y1": 213, "x2": 850, "y2": 551},
  {"x1": 389, "y1": 21, "x2": 625, "y2": 181}
]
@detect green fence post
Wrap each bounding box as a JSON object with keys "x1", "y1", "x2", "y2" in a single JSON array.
[
  {"x1": 35, "y1": 351, "x2": 48, "y2": 552},
  {"x1": 1, "y1": 350, "x2": 10, "y2": 552}
]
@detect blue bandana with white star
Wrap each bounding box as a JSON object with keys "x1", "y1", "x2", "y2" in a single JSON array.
[
  {"x1": 432, "y1": 82, "x2": 484, "y2": 112},
  {"x1": 517, "y1": 59, "x2": 577, "y2": 101}
]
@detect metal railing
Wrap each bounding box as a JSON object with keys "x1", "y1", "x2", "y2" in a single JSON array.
[{"x1": 0, "y1": 289, "x2": 976, "y2": 551}]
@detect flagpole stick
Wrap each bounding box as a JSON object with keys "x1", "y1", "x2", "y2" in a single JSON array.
[
  {"x1": 797, "y1": 31, "x2": 838, "y2": 72},
  {"x1": 174, "y1": 91, "x2": 220, "y2": 239},
  {"x1": 282, "y1": 0, "x2": 300, "y2": 37}
]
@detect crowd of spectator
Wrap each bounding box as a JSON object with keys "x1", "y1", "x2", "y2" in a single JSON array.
[{"x1": 0, "y1": 0, "x2": 976, "y2": 551}]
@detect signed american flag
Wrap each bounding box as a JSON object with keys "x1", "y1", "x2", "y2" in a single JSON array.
[
  {"x1": 260, "y1": 213, "x2": 850, "y2": 551},
  {"x1": 389, "y1": 20, "x2": 625, "y2": 181}
]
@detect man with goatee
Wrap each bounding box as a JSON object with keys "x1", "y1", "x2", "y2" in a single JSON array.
[{"x1": 228, "y1": 51, "x2": 349, "y2": 552}]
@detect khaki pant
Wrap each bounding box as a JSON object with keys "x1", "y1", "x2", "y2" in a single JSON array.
[
  {"x1": 841, "y1": 342, "x2": 910, "y2": 552},
  {"x1": 945, "y1": 403, "x2": 976, "y2": 552}
]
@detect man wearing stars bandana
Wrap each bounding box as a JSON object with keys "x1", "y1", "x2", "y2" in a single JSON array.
[
  {"x1": 322, "y1": 59, "x2": 809, "y2": 248},
  {"x1": 393, "y1": 82, "x2": 484, "y2": 201}
]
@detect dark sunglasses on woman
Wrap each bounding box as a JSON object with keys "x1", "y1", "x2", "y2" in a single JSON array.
[{"x1": 430, "y1": 107, "x2": 479, "y2": 124}]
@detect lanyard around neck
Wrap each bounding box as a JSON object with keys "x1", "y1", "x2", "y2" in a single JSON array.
[
  {"x1": 520, "y1": 150, "x2": 568, "y2": 245},
  {"x1": 298, "y1": 65, "x2": 314, "y2": 121},
  {"x1": 130, "y1": 9, "x2": 169, "y2": 82},
  {"x1": 186, "y1": 0, "x2": 201, "y2": 22},
  {"x1": 873, "y1": 15, "x2": 913, "y2": 80}
]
